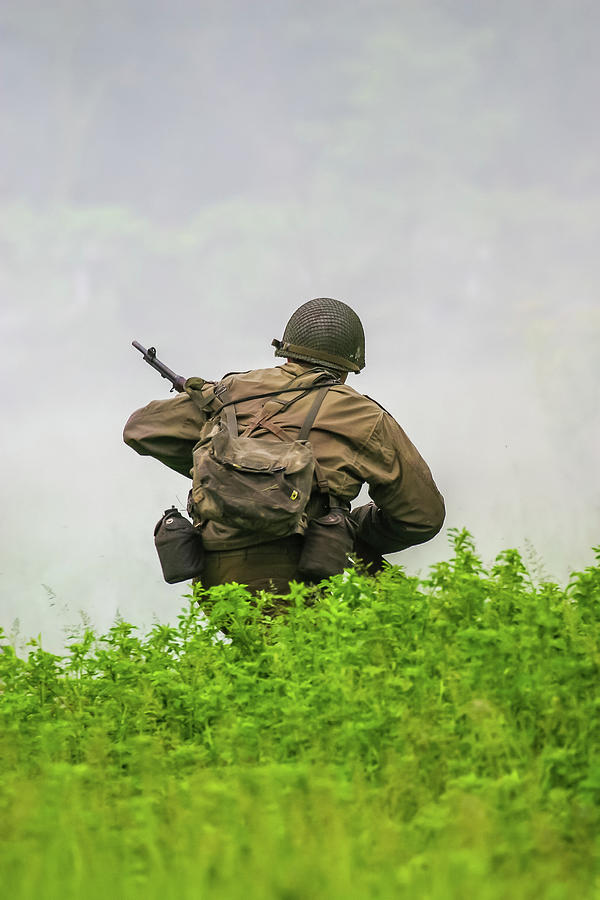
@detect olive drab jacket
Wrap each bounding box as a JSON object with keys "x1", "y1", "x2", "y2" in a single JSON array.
[{"x1": 123, "y1": 362, "x2": 445, "y2": 553}]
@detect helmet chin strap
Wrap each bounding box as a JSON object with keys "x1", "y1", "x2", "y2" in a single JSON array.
[{"x1": 272, "y1": 338, "x2": 361, "y2": 373}]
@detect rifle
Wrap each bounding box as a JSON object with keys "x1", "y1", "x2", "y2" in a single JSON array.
[{"x1": 132, "y1": 341, "x2": 186, "y2": 393}]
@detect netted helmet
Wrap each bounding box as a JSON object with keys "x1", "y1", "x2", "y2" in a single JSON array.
[{"x1": 272, "y1": 298, "x2": 365, "y2": 373}]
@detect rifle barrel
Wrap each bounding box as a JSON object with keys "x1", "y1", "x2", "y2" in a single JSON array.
[{"x1": 131, "y1": 340, "x2": 186, "y2": 392}]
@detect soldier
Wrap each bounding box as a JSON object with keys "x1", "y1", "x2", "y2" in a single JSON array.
[{"x1": 123, "y1": 297, "x2": 445, "y2": 594}]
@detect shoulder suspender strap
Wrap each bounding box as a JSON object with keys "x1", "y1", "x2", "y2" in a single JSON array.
[
  {"x1": 313, "y1": 460, "x2": 330, "y2": 498},
  {"x1": 299, "y1": 386, "x2": 331, "y2": 499},
  {"x1": 298, "y1": 386, "x2": 330, "y2": 441}
]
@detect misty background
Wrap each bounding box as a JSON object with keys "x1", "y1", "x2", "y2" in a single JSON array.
[{"x1": 1, "y1": 0, "x2": 598, "y2": 651}]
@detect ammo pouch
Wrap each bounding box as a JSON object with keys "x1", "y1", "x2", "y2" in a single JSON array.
[
  {"x1": 154, "y1": 507, "x2": 204, "y2": 584},
  {"x1": 297, "y1": 505, "x2": 357, "y2": 583}
]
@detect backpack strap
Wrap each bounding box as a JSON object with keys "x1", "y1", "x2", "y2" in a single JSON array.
[
  {"x1": 241, "y1": 384, "x2": 330, "y2": 439},
  {"x1": 213, "y1": 377, "x2": 336, "y2": 503},
  {"x1": 240, "y1": 398, "x2": 288, "y2": 438},
  {"x1": 253, "y1": 418, "x2": 292, "y2": 442}
]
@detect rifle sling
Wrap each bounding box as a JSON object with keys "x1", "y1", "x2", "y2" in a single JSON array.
[{"x1": 187, "y1": 373, "x2": 339, "y2": 418}]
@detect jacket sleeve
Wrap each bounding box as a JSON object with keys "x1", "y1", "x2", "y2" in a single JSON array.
[
  {"x1": 123, "y1": 391, "x2": 209, "y2": 477},
  {"x1": 350, "y1": 411, "x2": 446, "y2": 554}
]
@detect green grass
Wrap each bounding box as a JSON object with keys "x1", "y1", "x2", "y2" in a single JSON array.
[{"x1": 1, "y1": 529, "x2": 599, "y2": 899}]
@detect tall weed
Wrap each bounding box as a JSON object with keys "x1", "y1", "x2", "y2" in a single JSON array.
[{"x1": 1, "y1": 531, "x2": 599, "y2": 898}]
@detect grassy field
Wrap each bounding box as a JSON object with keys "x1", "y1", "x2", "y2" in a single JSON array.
[{"x1": 1, "y1": 529, "x2": 599, "y2": 899}]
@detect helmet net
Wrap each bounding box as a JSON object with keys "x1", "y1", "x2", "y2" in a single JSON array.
[{"x1": 273, "y1": 298, "x2": 365, "y2": 372}]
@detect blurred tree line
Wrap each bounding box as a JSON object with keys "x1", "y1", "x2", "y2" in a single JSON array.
[
  {"x1": 2, "y1": 0, "x2": 599, "y2": 213},
  {"x1": 0, "y1": 0, "x2": 598, "y2": 399}
]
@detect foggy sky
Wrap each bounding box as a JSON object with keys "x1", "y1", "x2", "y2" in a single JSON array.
[{"x1": 1, "y1": 0, "x2": 598, "y2": 651}]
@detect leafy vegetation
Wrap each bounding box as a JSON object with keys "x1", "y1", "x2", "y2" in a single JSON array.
[{"x1": 1, "y1": 529, "x2": 599, "y2": 898}]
